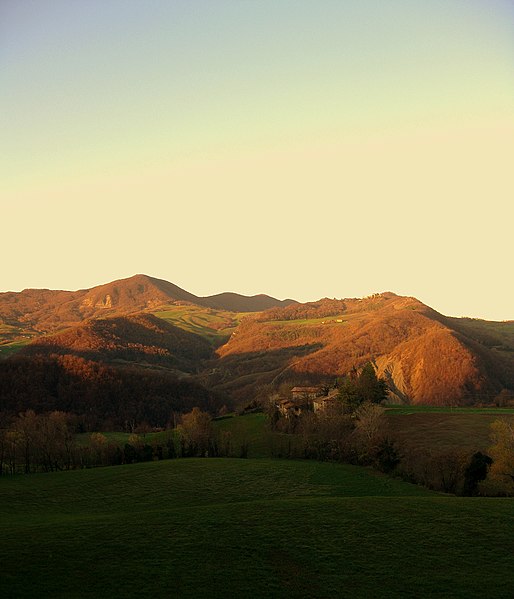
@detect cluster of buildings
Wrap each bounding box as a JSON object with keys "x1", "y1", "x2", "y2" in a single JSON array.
[{"x1": 276, "y1": 386, "x2": 340, "y2": 418}]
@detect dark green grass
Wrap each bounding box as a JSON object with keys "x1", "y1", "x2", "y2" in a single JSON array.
[
  {"x1": 75, "y1": 430, "x2": 169, "y2": 447},
  {"x1": 1, "y1": 459, "x2": 514, "y2": 598},
  {"x1": 213, "y1": 412, "x2": 285, "y2": 457}
]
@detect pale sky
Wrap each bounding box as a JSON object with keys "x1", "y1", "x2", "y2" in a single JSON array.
[{"x1": 1, "y1": 0, "x2": 513, "y2": 320}]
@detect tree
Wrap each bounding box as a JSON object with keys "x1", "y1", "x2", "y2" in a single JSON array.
[
  {"x1": 354, "y1": 402, "x2": 386, "y2": 444},
  {"x1": 374, "y1": 438, "x2": 401, "y2": 474},
  {"x1": 494, "y1": 389, "x2": 514, "y2": 408},
  {"x1": 47, "y1": 411, "x2": 76, "y2": 470},
  {"x1": 178, "y1": 408, "x2": 212, "y2": 456},
  {"x1": 483, "y1": 419, "x2": 514, "y2": 495},
  {"x1": 124, "y1": 443, "x2": 137, "y2": 464},
  {"x1": 165, "y1": 434, "x2": 176, "y2": 459},
  {"x1": 338, "y1": 376, "x2": 361, "y2": 413},
  {"x1": 90, "y1": 432, "x2": 109, "y2": 465},
  {"x1": 14, "y1": 410, "x2": 39, "y2": 474},
  {"x1": 338, "y1": 363, "x2": 388, "y2": 413},
  {"x1": 265, "y1": 394, "x2": 281, "y2": 430},
  {"x1": 0, "y1": 412, "x2": 11, "y2": 476},
  {"x1": 462, "y1": 452, "x2": 492, "y2": 496},
  {"x1": 357, "y1": 363, "x2": 388, "y2": 405}
]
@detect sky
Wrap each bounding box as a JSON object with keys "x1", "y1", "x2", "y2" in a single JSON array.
[{"x1": 1, "y1": 0, "x2": 513, "y2": 320}]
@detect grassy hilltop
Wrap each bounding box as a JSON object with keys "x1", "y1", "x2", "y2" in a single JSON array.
[{"x1": 2, "y1": 457, "x2": 514, "y2": 599}]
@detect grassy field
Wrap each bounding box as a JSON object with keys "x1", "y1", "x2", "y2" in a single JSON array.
[
  {"x1": 214, "y1": 412, "x2": 274, "y2": 456},
  {"x1": 0, "y1": 339, "x2": 31, "y2": 359},
  {"x1": 385, "y1": 405, "x2": 514, "y2": 414},
  {"x1": 0, "y1": 323, "x2": 20, "y2": 334},
  {"x1": 0, "y1": 322, "x2": 35, "y2": 359},
  {"x1": 385, "y1": 405, "x2": 514, "y2": 451},
  {"x1": 264, "y1": 315, "x2": 348, "y2": 326},
  {"x1": 216, "y1": 411, "x2": 514, "y2": 456},
  {"x1": 386, "y1": 412, "x2": 514, "y2": 452},
  {"x1": 152, "y1": 304, "x2": 247, "y2": 345},
  {"x1": 74, "y1": 430, "x2": 169, "y2": 446},
  {"x1": 2, "y1": 457, "x2": 514, "y2": 598}
]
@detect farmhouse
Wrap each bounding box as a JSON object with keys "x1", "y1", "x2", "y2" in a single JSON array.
[
  {"x1": 291, "y1": 386, "x2": 323, "y2": 401},
  {"x1": 313, "y1": 391, "x2": 340, "y2": 412},
  {"x1": 276, "y1": 386, "x2": 340, "y2": 418},
  {"x1": 276, "y1": 386, "x2": 325, "y2": 418},
  {"x1": 277, "y1": 399, "x2": 304, "y2": 418}
]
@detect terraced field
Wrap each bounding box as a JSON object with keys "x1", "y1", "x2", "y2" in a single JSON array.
[{"x1": 152, "y1": 304, "x2": 248, "y2": 345}]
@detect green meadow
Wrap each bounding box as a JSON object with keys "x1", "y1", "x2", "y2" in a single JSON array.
[
  {"x1": 0, "y1": 339, "x2": 31, "y2": 360},
  {"x1": 2, "y1": 457, "x2": 514, "y2": 598},
  {"x1": 385, "y1": 410, "x2": 514, "y2": 452},
  {"x1": 152, "y1": 304, "x2": 248, "y2": 345},
  {"x1": 214, "y1": 412, "x2": 282, "y2": 457},
  {"x1": 263, "y1": 315, "x2": 348, "y2": 326}
]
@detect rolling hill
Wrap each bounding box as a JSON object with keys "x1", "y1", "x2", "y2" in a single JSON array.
[
  {"x1": 211, "y1": 294, "x2": 514, "y2": 405},
  {"x1": 2, "y1": 457, "x2": 514, "y2": 598},
  {"x1": 20, "y1": 313, "x2": 214, "y2": 373},
  {"x1": 1, "y1": 276, "x2": 514, "y2": 414},
  {"x1": 0, "y1": 274, "x2": 295, "y2": 339}
]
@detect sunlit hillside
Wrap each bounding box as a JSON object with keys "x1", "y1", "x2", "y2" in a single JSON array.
[{"x1": 213, "y1": 294, "x2": 514, "y2": 404}]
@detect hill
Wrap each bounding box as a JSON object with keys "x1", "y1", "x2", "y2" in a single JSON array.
[
  {"x1": 0, "y1": 274, "x2": 294, "y2": 341},
  {"x1": 211, "y1": 294, "x2": 514, "y2": 404},
  {"x1": 0, "y1": 310, "x2": 230, "y2": 427},
  {"x1": 0, "y1": 352, "x2": 224, "y2": 429},
  {"x1": 20, "y1": 313, "x2": 213, "y2": 373},
  {"x1": 202, "y1": 291, "x2": 296, "y2": 313},
  {"x1": 445, "y1": 316, "x2": 514, "y2": 357},
  {"x1": 152, "y1": 304, "x2": 247, "y2": 346},
  {"x1": 1, "y1": 277, "x2": 514, "y2": 411},
  {"x1": 2, "y1": 458, "x2": 514, "y2": 598}
]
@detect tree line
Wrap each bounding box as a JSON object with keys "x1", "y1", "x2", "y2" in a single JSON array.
[
  {"x1": 265, "y1": 364, "x2": 511, "y2": 496},
  {"x1": 0, "y1": 407, "x2": 246, "y2": 476},
  {"x1": 266, "y1": 401, "x2": 500, "y2": 495},
  {"x1": 0, "y1": 355, "x2": 227, "y2": 430}
]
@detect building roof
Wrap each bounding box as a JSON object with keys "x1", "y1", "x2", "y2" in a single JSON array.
[{"x1": 291, "y1": 386, "x2": 321, "y2": 393}]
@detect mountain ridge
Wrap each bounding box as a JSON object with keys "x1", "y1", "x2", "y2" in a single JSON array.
[
  {"x1": 211, "y1": 293, "x2": 514, "y2": 405},
  {"x1": 0, "y1": 274, "x2": 296, "y2": 333},
  {"x1": 1, "y1": 275, "x2": 513, "y2": 412}
]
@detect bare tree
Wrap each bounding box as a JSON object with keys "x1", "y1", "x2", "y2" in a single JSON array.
[
  {"x1": 483, "y1": 418, "x2": 514, "y2": 495},
  {"x1": 354, "y1": 402, "x2": 386, "y2": 444},
  {"x1": 178, "y1": 408, "x2": 212, "y2": 456}
]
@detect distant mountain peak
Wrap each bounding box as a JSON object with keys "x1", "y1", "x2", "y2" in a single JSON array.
[{"x1": 0, "y1": 274, "x2": 296, "y2": 334}]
